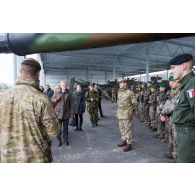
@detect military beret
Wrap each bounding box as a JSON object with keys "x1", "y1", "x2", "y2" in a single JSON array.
[
  {"x1": 147, "y1": 81, "x2": 152, "y2": 84},
  {"x1": 160, "y1": 82, "x2": 167, "y2": 88},
  {"x1": 151, "y1": 83, "x2": 158, "y2": 89},
  {"x1": 169, "y1": 53, "x2": 193, "y2": 65},
  {"x1": 168, "y1": 75, "x2": 175, "y2": 82}
]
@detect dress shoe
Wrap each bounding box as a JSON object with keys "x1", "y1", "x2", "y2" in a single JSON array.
[
  {"x1": 123, "y1": 144, "x2": 132, "y2": 152},
  {"x1": 117, "y1": 140, "x2": 127, "y2": 147},
  {"x1": 58, "y1": 142, "x2": 62, "y2": 147},
  {"x1": 75, "y1": 128, "x2": 79, "y2": 131},
  {"x1": 65, "y1": 141, "x2": 69, "y2": 146}
]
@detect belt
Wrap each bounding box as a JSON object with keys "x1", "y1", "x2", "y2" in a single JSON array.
[{"x1": 176, "y1": 126, "x2": 195, "y2": 133}]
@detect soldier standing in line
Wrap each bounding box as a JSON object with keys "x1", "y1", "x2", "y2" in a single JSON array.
[
  {"x1": 139, "y1": 83, "x2": 146, "y2": 122},
  {"x1": 161, "y1": 75, "x2": 180, "y2": 160},
  {"x1": 0, "y1": 58, "x2": 60, "y2": 163},
  {"x1": 116, "y1": 79, "x2": 137, "y2": 152},
  {"x1": 94, "y1": 84, "x2": 105, "y2": 117},
  {"x1": 148, "y1": 83, "x2": 158, "y2": 131},
  {"x1": 143, "y1": 81, "x2": 152, "y2": 127},
  {"x1": 170, "y1": 53, "x2": 195, "y2": 163},
  {"x1": 156, "y1": 82, "x2": 168, "y2": 139},
  {"x1": 85, "y1": 83, "x2": 99, "y2": 127}
]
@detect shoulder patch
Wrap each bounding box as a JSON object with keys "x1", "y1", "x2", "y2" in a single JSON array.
[{"x1": 186, "y1": 89, "x2": 195, "y2": 98}]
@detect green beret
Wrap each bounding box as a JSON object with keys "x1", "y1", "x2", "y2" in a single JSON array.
[
  {"x1": 151, "y1": 83, "x2": 157, "y2": 89},
  {"x1": 169, "y1": 53, "x2": 193, "y2": 65},
  {"x1": 160, "y1": 82, "x2": 167, "y2": 88},
  {"x1": 168, "y1": 75, "x2": 175, "y2": 81},
  {"x1": 147, "y1": 81, "x2": 152, "y2": 84}
]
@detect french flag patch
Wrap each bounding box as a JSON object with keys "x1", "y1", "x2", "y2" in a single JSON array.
[{"x1": 187, "y1": 89, "x2": 195, "y2": 98}]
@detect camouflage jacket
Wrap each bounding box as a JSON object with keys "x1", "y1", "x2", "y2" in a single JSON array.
[
  {"x1": 85, "y1": 90, "x2": 99, "y2": 109},
  {"x1": 0, "y1": 78, "x2": 60, "y2": 163},
  {"x1": 148, "y1": 91, "x2": 159, "y2": 110},
  {"x1": 116, "y1": 88, "x2": 137, "y2": 119}
]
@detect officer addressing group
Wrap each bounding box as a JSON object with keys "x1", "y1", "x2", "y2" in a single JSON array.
[
  {"x1": 0, "y1": 58, "x2": 60, "y2": 163},
  {"x1": 116, "y1": 79, "x2": 137, "y2": 152},
  {"x1": 170, "y1": 53, "x2": 195, "y2": 163}
]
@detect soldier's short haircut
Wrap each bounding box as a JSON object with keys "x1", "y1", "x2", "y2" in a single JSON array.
[{"x1": 21, "y1": 58, "x2": 41, "y2": 76}]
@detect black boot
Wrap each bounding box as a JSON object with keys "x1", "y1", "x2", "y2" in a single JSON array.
[
  {"x1": 117, "y1": 140, "x2": 127, "y2": 147},
  {"x1": 57, "y1": 138, "x2": 62, "y2": 147},
  {"x1": 123, "y1": 144, "x2": 132, "y2": 152}
]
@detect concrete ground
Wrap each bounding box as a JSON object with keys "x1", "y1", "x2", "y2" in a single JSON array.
[{"x1": 51, "y1": 99, "x2": 170, "y2": 163}]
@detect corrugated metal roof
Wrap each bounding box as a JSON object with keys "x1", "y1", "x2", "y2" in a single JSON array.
[{"x1": 41, "y1": 36, "x2": 195, "y2": 77}]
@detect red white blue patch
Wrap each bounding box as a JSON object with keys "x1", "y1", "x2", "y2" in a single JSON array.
[{"x1": 187, "y1": 89, "x2": 195, "y2": 98}]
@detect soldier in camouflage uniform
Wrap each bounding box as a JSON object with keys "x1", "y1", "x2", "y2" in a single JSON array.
[
  {"x1": 0, "y1": 58, "x2": 60, "y2": 163},
  {"x1": 155, "y1": 82, "x2": 168, "y2": 139},
  {"x1": 143, "y1": 82, "x2": 152, "y2": 126},
  {"x1": 139, "y1": 83, "x2": 146, "y2": 122},
  {"x1": 116, "y1": 79, "x2": 137, "y2": 152},
  {"x1": 161, "y1": 76, "x2": 180, "y2": 160},
  {"x1": 85, "y1": 83, "x2": 99, "y2": 127},
  {"x1": 148, "y1": 83, "x2": 158, "y2": 131},
  {"x1": 111, "y1": 87, "x2": 117, "y2": 102}
]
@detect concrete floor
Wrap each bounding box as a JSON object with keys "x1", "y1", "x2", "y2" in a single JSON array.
[{"x1": 51, "y1": 99, "x2": 170, "y2": 163}]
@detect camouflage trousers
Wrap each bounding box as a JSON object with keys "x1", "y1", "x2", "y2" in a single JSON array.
[
  {"x1": 118, "y1": 119, "x2": 133, "y2": 144},
  {"x1": 88, "y1": 107, "x2": 98, "y2": 124},
  {"x1": 149, "y1": 106, "x2": 156, "y2": 127},
  {"x1": 172, "y1": 123, "x2": 178, "y2": 160}
]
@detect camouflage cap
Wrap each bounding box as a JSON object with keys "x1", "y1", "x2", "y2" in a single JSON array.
[{"x1": 118, "y1": 79, "x2": 127, "y2": 83}]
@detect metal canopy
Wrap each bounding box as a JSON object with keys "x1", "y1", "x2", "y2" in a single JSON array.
[{"x1": 41, "y1": 36, "x2": 195, "y2": 78}]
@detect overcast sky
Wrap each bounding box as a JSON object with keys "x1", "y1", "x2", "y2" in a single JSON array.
[{"x1": 0, "y1": 54, "x2": 14, "y2": 86}]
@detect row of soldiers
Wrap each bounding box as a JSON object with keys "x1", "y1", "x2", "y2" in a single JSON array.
[{"x1": 135, "y1": 76, "x2": 180, "y2": 162}]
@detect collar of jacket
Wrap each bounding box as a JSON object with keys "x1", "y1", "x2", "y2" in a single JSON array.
[
  {"x1": 179, "y1": 71, "x2": 194, "y2": 90},
  {"x1": 16, "y1": 77, "x2": 39, "y2": 90}
]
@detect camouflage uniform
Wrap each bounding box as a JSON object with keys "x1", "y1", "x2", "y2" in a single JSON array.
[
  {"x1": 85, "y1": 89, "x2": 99, "y2": 126},
  {"x1": 148, "y1": 89, "x2": 158, "y2": 130},
  {"x1": 116, "y1": 88, "x2": 137, "y2": 144},
  {"x1": 169, "y1": 88, "x2": 180, "y2": 159},
  {"x1": 111, "y1": 87, "x2": 117, "y2": 102},
  {"x1": 156, "y1": 90, "x2": 168, "y2": 138},
  {"x1": 143, "y1": 86, "x2": 151, "y2": 125},
  {"x1": 0, "y1": 78, "x2": 60, "y2": 163}
]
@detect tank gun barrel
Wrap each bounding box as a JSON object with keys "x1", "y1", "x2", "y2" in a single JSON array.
[{"x1": 0, "y1": 33, "x2": 194, "y2": 56}]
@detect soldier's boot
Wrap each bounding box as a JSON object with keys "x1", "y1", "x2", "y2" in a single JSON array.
[
  {"x1": 63, "y1": 131, "x2": 69, "y2": 146},
  {"x1": 79, "y1": 120, "x2": 83, "y2": 131},
  {"x1": 123, "y1": 144, "x2": 132, "y2": 152},
  {"x1": 92, "y1": 123, "x2": 95, "y2": 127},
  {"x1": 164, "y1": 152, "x2": 173, "y2": 159},
  {"x1": 159, "y1": 133, "x2": 165, "y2": 139},
  {"x1": 151, "y1": 127, "x2": 157, "y2": 132},
  {"x1": 153, "y1": 132, "x2": 160, "y2": 138},
  {"x1": 75, "y1": 126, "x2": 79, "y2": 131},
  {"x1": 117, "y1": 140, "x2": 127, "y2": 147},
  {"x1": 57, "y1": 138, "x2": 62, "y2": 147}
]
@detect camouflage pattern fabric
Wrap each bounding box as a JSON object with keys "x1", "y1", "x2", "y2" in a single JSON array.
[
  {"x1": 85, "y1": 90, "x2": 99, "y2": 124},
  {"x1": 116, "y1": 88, "x2": 137, "y2": 144},
  {"x1": 119, "y1": 119, "x2": 133, "y2": 144},
  {"x1": 0, "y1": 78, "x2": 60, "y2": 163}
]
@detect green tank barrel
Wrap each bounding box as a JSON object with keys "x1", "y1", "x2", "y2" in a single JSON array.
[{"x1": 0, "y1": 33, "x2": 194, "y2": 56}]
